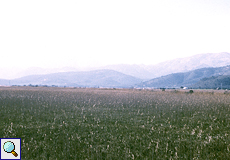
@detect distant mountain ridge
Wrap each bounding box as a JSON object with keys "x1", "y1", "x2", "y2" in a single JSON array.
[
  {"x1": 1, "y1": 65, "x2": 230, "y2": 89},
  {"x1": 1, "y1": 52, "x2": 230, "y2": 80},
  {"x1": 1, "y1": 69, "x2": 142, "y2": 88},
  {"x1": 98, "y1": 52, "x2": 230, "y2": 79},
  {"x1": 137, "y1": 65, "x2": 230, "y2": 88},
  {"x1": 1, "y1": 52, "x2": 230, "y2": 89},
  {"x1": 190, "y1": 75, "x2": 230, "y2": 89},
  {"x1": 98, "y1": 64, "x2": 154, "y2": 80}
]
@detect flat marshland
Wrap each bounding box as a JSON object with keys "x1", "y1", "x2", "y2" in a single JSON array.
[{"x1": 1, "y1": 87, "x2": 230, "y2": 159}]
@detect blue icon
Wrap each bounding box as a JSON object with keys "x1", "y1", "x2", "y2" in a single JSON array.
[{"x1": 3, "y1": 141, "x2": 18, "y2": 157}]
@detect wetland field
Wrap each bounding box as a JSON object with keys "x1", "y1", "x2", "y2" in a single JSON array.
[{"x1": 1, "y1": 86, "x2": 230, "y2": 159}]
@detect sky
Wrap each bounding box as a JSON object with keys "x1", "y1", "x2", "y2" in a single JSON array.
[{"x1": 0, "y1": 0, "x2": 230, "y2": 70}]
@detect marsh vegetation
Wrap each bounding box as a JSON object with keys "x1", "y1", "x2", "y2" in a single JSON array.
[{"x1": 0, "y1": 87, "x2": 230, "y2": 159}]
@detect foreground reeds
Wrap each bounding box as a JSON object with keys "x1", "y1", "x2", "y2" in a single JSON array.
[{"x1": 0, "y1": 87, "x2": 230, "y2": 159}]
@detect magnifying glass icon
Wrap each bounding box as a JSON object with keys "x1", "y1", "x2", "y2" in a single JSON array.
[{"x1": 3, "y1": 141, "x2": 18, "y2": 157}]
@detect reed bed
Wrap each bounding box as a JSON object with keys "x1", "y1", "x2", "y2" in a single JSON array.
[{"x1": 0, "y1": 87, "x2": 230, "y2": 159}]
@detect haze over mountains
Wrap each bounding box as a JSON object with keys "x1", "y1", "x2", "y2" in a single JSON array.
[{"x1": 1, "y1": 52, "x2": 230, "y2": 88}]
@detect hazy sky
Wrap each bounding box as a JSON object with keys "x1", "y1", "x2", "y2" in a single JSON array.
[{"x1": 1, "y1": 0, "x2": 230, "y2": 69}]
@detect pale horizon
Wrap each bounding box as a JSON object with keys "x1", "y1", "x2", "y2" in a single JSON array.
[{"x1": 1, "y1": 0, "x2": 230, "y2": 77}]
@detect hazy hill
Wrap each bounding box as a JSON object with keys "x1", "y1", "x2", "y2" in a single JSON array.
[
  {"x1": 190, "y1": 75, "x2": 230, "y2": 89},
  {"x1": 137, "y1": 65, "x2": 230, "y2": 88},
  {"x1": 8, "y1": 69, "x2": 142, "y2": 88},
  {"x1": 0, "y1": 67, "x2": 82, "y2": 79},
  {"x1": 99, "y1": 64, "x2": 154, "y2": 80},
  {"x1": 145, "y1": 52, "x2": 230, "y2": 78},
  {"x1": 0, "y1": 79, "x2": 9, "y2": 86}
]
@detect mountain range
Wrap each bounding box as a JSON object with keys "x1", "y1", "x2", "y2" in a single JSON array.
[
  {"x1": 190, "y1": 75, "x2": 230, "y2": 89},
  {"x1": 137, "y1": 65, "x2": 230, "y2": 88},
  {"x1": 100, "y1": 52, "x2": 230, "y2": 79},
  {"x1": 2, "y1": 70, "x2": 141, "y2": 88},
  {"x1": 1, "y1": 52, "x2": 230, "y2": 88},
  {"x1": 1, "y1": 52, "x2": 230, "y2": 80}
]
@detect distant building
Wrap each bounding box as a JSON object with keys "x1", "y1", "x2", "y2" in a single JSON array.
[{"x1": 183, "y1": 87, "x2": 188, "y2": 90}]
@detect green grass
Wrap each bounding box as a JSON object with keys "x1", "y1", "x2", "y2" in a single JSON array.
[{"x1": 1, "y1": 87, "x2": 230, "y2": 159}]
